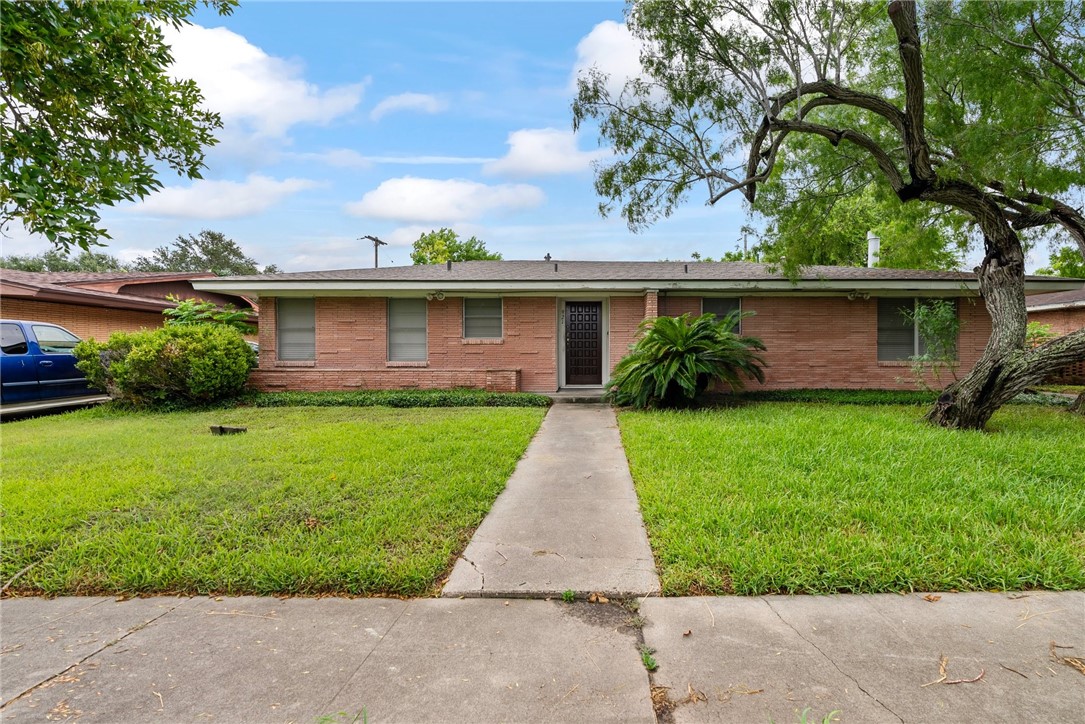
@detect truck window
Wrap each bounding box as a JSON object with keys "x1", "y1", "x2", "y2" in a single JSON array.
[
  {"x1": 31, "y1": 324, "x2": 81, "y2": 354},
  {"x1": 1, "y1": 323, "x2": 29, "y2": 355}
]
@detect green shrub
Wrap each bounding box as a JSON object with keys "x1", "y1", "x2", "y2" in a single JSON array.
[
  {"x1": 163, "y1": 295, "x2": 257, "y2": 335},
  {"x1": 242, "y1": 389, "x2": 552, "y2": 409},
  {"x1": 75, "y1": 325, "x2": 256, "y2": 407},
  {"x1": 606, "y1": 312, "x2": 766, "y2": 408}
]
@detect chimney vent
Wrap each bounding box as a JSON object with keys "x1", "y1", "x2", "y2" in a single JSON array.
[
  {"x1": 446, "y1": 260, "x2": 452, "y2": 271},
  {"x1": 866, "y1": 231, "x2": 881, "y2": 268}
]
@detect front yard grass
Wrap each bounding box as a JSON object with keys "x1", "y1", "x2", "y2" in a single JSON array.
[
  {"x1": 2, "y1": 406, "x2": 545, "y2": 597},
  {"x1": 619, "y1": 404, "x2": 1085, "y2": 595}
]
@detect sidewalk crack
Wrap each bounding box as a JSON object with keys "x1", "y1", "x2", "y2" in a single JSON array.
[
  {"x1": 0, "y1": 598, "x2": 189, "y2": 710},
  {"x1": 460, "y1": 554, "x2": 485, "y2": 591},
  {"x1": 762, "y1": 598, "x2": 904, "y2": 724}
]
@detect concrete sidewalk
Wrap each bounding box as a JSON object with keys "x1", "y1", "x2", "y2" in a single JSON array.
[
  {"x1": 442, "y1": 404, "x2": 659, "y2": 598},
  {"x1": 1, "y1": 592, "x2": 1081, "y2": 723}
]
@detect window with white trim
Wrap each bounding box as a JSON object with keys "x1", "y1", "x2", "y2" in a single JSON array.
[
  {"x1": 388, "y1": 298, "x2": 427, "y2": 361},
  {"x1": 463, "y1": 298, "x2": 502, "y2": 339},
  {"x1": 702, "y1": 297, "x2": 742, "y2": 331},
  {"x1": 276, "y1": 298, "x2": 315, "y2": 360},
  {"x1": 877, "y1": 298, "x2": 958, "y2": 361}
]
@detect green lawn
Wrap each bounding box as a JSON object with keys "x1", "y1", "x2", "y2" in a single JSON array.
[
  {"x1": 619, "y1": 404, "x2": 1085, "y2": 595},
  {"x1": 1, "y1": 406, "x2": 545, "y2": 596}
]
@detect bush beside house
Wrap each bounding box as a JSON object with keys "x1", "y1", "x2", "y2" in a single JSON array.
[{"x1": 76, "y1": 325, "x2": 256, "y2": 407}]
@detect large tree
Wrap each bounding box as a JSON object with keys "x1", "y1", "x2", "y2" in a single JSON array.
[
  {"x1": 0, "y1": 0, "x2": 235, "y2": 252},
  {"x1": 133, "y1": 230, "x2": 279, "y2": 276},
  {"x1": 1037, "y1": 244, "x2": 1085, "y2": 278},
  {"x1": 574, "y1": 0, "x2": 1085, "y2": 429},
  {"x1": 410, "y1": 228, "x2": 503, "y2": 265},
  {"x1": 1, "y1": 248, "x2": 128, "y2": 272}
]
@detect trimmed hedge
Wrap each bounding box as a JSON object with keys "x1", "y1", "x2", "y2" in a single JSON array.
[{"x1": 242, "y1": 389, "x2": 552, "y2": 408}]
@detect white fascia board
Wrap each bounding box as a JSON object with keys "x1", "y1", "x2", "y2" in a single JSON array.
[{"x1": 194, "y1": 278, "x2": 989, "y2": 297}]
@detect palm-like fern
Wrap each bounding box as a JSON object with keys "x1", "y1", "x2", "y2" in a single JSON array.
[{"x1": 605, "y1": 312, "x2": 766, "y2": 408}]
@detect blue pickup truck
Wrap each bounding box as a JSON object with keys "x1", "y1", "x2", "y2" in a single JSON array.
[{"x1": 1, "y1": 320, "x2": 95, "y2": 405}]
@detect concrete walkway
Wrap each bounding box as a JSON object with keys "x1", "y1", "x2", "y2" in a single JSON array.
[
  {"x1": 442, "y1": 404, "x2": 659, "y2": 598},
  {"x1": 1, "y1": 592, "x2": 1081, "y2": 722}
]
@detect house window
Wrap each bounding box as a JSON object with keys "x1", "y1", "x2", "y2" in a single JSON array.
[
  {"x1": 463, "y1": 298, "x2": 502, "y2": 339},
  {"x1": 877, "y1": 298, "x2": 958, "y2": 361},
  {"x1": 388, "y1": 298, "x2": 427, "y2": 361},
  {"x1": 702, "y1": 297, "x2": 742, "y2": 331},
  {"x1": 277, "y1": 298, "x2": 315, "y2": 360}
]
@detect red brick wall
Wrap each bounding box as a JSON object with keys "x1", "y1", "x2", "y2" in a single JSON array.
[
  {"x1": 740, "y1": 296, "x2": 991, "y2": 390},
  {"x1": 1029, "y1": 308, "x2": 1085, "y2": 337},
  {"x1": 609, "y1": 295, "x2": 648, "y2": 375},
  {"x1": 0, "y1": 298, "x2": 164, "y2": 340},
  {"x1": 254, "y1": 296, "x2": 557, "y2": 392},
  {"x1": 254, "y1": 293, "x2": 994, "y2": 394},
  {"x1": 1029, "y1": 308, "x2": 1085, "y2": 383}
]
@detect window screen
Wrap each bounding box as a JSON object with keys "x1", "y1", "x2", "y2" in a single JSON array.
[
  {"x1": 877, "y1": 298, "x2": 916, "y2": 361},
  {"x1": 388, "y1": 298, "x2": 427, "y2": 361},
  {"x1": 464, "y1": 298, "x2": 502, "y2": 338},
  {"x1": 702, "y1": 297, "x2": 742, "y2": 331},
  {"x1": 277, "y1": 298, "x2": 316, "y2": 360}
]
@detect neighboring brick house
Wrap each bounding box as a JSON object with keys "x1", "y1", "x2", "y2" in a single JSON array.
[
  {"x1": 1027, "y1": 286, "x2": 1085, "y2": 384},
  {"x1": 193, "y1": 261, "x2": 1080, "y2": 394},
  {"x1": 0, "y1": 269, "x2": 257, "y2": 341}
]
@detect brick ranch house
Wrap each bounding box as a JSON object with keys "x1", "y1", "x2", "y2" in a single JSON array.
[
  {"x1": 0, "y1": 268, "x2": 257, "y2": 341},
  {"x1": 193, "y1": 261, "x2": 1081, "y2": 394},
  {"x1": 1026, "y1": 286, "x2": 1085, "y2": 384}
]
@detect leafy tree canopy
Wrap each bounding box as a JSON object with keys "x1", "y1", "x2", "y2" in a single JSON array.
[
  {"x1": 0, "y1": 0, "x2": 236, "y2": 252},
  {"x1": 1, "y1": 248, "x2": 128, "y2": 272},
  {"x1": 573, "y1": 0, "x2": 1085, "y2": 429},
  {"x1": 132, "y1": 230, "x2": 280, "y2": 276},
  {"x1": 1036, "y1": 244, "x2": 1085, "y2": 278},
  {"x1": 410, "y1": 228, "x2": 503, "y2": 265}
]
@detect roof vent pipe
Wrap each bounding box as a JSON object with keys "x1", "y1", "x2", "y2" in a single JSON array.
[
  {"x1": 866, "y1": 231, "x2": 881, "y2": 268},
  {"x1": 684, "y1": 264, "x2": 688, "y2": 273},
  {"x1": 446, "y1": 260, "x2": 452, "y2": 271},
  {"x1": 554, "y1": 262, "x2": 558, "y2": 272}
]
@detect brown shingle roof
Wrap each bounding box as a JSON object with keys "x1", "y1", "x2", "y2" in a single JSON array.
[
  {"x1": 216, "y1": 260, "x2": 991, "y2": 283},
  {"x1": 1025, "y1": 287, "x2": 1085, "y2": 309},
  {"x1": 0, "y1": 269, "x2": 214, "y2": 286}
]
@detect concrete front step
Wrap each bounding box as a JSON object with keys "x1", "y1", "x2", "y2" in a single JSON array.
[{"x1": 546, "y1": 389, "x2": 607, "y2": 404}]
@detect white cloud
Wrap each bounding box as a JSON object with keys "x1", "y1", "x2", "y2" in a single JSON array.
[
  {"x1": 570, "y1": 21, "x2": 645, "y2": 96},
  {"x1": 370, "y1": 93, "x2": 447, "y2": 121},
  {"x1": 126, "y1": 175, "x2": 319, "y2": 219},
  {"x1": 289, "y1": 149, "x2": 496, "y2": 167},
  {"x1": 344, "y1": 177, "x2": 545, "y2": 224},
  {"x1": 484, "y1": 128, "x2": 609, "y2": 177},
  {"x1": 163, "y1": 23, "x2": 366, "y2": 138}
]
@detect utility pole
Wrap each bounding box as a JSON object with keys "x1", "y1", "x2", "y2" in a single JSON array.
[{"x1": 360, "y1": 235, "x2": 388, "y2": 268}]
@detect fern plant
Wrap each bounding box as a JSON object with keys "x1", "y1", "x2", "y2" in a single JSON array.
[{"x1": 605, "y1": 312, "x2": 766, "y2": 408}]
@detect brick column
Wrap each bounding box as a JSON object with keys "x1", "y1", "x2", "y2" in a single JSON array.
[{"x1": 644, "y1": 290, "x2": 659, "y2": 319}]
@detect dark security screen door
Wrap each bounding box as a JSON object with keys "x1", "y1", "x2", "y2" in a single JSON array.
[{"x1": 565, "y1": 301, "x2": 602, "y2": 385}]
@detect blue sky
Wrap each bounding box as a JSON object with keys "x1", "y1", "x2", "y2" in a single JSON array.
[
  {"x1": 7, "y1": 0, "x2": 751, "y2": 271},
  {"x1": 3, "y1": 2, "x2": 1057, "y2": 272}
]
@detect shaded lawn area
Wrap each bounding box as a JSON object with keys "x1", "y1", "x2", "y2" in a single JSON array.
[
  {"x1": 2, "y1": 406, "x2": 545, "y2": 597},
  {"x1": 619, "y1": 404, "x2": 1085, "y2": 595}
]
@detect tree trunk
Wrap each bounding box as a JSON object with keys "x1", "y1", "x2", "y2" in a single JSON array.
[
  {"x1": 928, "y1": 324, "x2": 1085, "y2": 429},
  {"x1": 922, "y1": 221, "x2": 1085, "y2": 429}
]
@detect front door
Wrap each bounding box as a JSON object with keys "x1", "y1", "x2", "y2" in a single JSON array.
[{"x1": 564, "y1": 301, "x2": 602, "y2": 385}]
